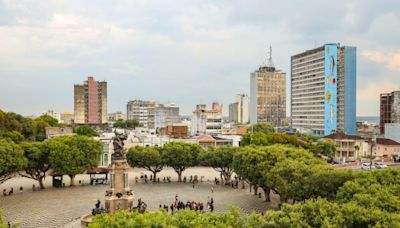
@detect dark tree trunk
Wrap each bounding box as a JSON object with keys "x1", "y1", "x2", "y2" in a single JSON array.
[
  {"x1": 263, "y1": 188, "x2": 271, "y2": 202},
  {"x1": 38, "y1": 177, "x2": 45, "y2": 189},
  {"x1": 69, "y1": 175, "x2": 75, "y2": 186},
  {"x1": 253, "y1": 185, "x2": 258, "y2": 195},
  {"x1": 152, "y1": 171, "x2": 157, "y2": 182}
]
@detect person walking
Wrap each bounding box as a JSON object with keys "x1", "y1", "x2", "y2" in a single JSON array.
[{"x1": 19, "y1": 186, "x2": 23, "y2": 193}]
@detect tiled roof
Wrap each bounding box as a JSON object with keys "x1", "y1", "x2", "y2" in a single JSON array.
[
  {"x1": 324, "y1": 131, "x2": 363, "y2": 140},
  {"x1": 376, "y1": 138, "x2": 400, "y2": 146}
]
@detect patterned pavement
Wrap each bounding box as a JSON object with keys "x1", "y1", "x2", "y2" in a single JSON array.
[{"x1": 0, "y1": 167, "x2": 279, "y2": 227}]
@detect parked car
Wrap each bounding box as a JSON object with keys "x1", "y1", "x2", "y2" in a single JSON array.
[
  {"x1": 375, "y1": 162, "x2": 388, "y2": 169},
  {"x1": 361, "y1": 162, "x2": 376, "y2": 170}
]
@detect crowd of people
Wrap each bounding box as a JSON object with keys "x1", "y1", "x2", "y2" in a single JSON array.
[{"x1": 159, "y1": 195, "x2": 215, "y2": 213}]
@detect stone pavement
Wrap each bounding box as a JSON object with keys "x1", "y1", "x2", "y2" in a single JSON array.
[{"x1": 0, "y1": 167, "x2": 279, "y2": 227}]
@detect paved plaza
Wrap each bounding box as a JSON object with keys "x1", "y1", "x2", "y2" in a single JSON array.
[{"x1": 0, "y1": 167, "x2": 279, "y2": 228}]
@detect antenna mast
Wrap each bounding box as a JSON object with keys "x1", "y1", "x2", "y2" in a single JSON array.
[{"x1": 267, "y1": 45, "x2": 274, "y2": 68}]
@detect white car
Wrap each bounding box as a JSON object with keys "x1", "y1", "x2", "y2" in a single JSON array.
[
  {"x1": 375, "y1": 162, "x2": 388, "y2": 169},
  {"x1": 361, "y1": 163, "x2": 376, "y2": 170}
]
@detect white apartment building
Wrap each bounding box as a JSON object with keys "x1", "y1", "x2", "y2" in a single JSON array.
[
  {"x1": 191, "y1": 104, "x2": 223, "y2": 136},
  {"x1": 127, "y1": 100, "x2": 180, "y2": 130}
]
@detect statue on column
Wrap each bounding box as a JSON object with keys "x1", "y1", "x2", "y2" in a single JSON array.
[{"x1": 112, "y1": 131, "x2": 128, "y2": 161}]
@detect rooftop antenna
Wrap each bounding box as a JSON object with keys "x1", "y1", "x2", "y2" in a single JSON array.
[{"x1": 267, "y1": 45, "x2": 274, "y2": 68}]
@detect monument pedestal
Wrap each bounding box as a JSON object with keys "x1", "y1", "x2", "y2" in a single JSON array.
[{"x1": 105, "y1": 159, "x2": 134, "y2": 214}]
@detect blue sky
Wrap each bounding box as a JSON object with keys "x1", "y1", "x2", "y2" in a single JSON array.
[{"x1": 0, "y1": 0, "x2": 399, "y2": 116}]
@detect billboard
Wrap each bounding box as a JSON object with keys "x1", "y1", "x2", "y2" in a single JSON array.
[{"x1": 324, "y1": 44, "x2": 337, "y2": 135}]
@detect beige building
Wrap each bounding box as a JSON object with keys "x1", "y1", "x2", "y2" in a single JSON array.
[
  {"x1": 74, "y1": 76, "x2": 107, "y2": 125},
  {"x1": 376, "y1": 138, "x2": 400, "y2": 162},
  {"x1": 323, "y1": 132, "x2": 365, "y2": 163},
  {"x1": 108, "y1": 112, "x2": 127, "y2": 122},
  {"x1": 250, "y1": 48, "x2": 286, "y2": 126}
]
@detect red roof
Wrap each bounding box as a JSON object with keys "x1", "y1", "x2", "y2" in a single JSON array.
[
  {"x1": 324, "y1": 132, "x2": 363, "y2": 140},
  {"x1": 196, "y1": 135, "x2": 216, "y2": 143},
  {"x1": 376, "y1": 138, "x2": 400, "y2": 146}
]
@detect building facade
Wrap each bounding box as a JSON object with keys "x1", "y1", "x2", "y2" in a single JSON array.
[
  {"x1": 127, "y1": 100, "x2": 157, "y2": 128},
  {"x1": 154, "y1": 103, "x2": 180, "y2": 129},
  {"x1": 291, "y1": 44, "x2": 356, "y2": 136},
  {"x1": 229, "y1": 94, "x2": 249, "y2": 124},
  {"x1": 380, "y1": 90, "x2": 400, "y2": 134},
  {"x1": 74, "y1": 76, "x2": 107, "y2": 125},
  {"x1": 108, "y1": 112, "x2": 127, "y2": 122},
  {"x1": 250, "y1": 59, "x2": 286, "y2": 126},
  {"x1": 191, "y1": 104, "x2": 223, "y2": 136},
  {"x1": 323, "y1": 132, "x2": 365, "y2": 163},
  {"x1": 385, "y1": 123, "x2": 400, "y2": 143},
  {"x1": 127, "y1": 100, "x2": 180, "y2": 129}
]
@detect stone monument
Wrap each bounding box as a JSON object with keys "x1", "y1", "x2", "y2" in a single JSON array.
[
  {"x1": 104, "y1": 131, "x2": 134, "y2": 214},
  {"x1": 81, "y1": 131, "x2": 134, "y2": 226}
]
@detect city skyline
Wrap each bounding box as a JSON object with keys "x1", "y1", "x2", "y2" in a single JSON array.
[{"x1": 0, "y1": 1, "x2": 399, "y2": 116}]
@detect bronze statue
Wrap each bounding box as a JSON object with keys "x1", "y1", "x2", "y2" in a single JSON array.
[{"x1": 112, "y1": 130, "x2": 128, "y2": 161}]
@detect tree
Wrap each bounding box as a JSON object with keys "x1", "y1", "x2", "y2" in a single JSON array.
[
  {"x1": 19, "y1": 142, "x2": 50, "y2": 189},
  {"x1": 48, "y1": 135, "x2": 102, "y2": 186},
  {"x1": 0, "y1": 130, "x2": 24, "y2": 143},
  {"x1": 309, "y1": 141, "x2": 336, "y2": 157},
  {"x1": 127, "y1": 146, "x2": 163, "y2": 182},
  {"x1": 263, "y1": 198, "x2": 400, "y2": 227},
  {"x1": 251, "y1": 123, "x2": 275, "y2": 134},
  {"x1": 198, "y1": 146, "x2": 237, "y2": 184},
  {"x1": 90, "y1": 208, "x2": 244, "y2": 227},
  {"x1": 0, "y1": 139, "x2": 27, "y2": 184},
  {"x1": 161, "y1": 142, "x2": 203, "y2": 182},
  {"x1": 76, "y1": 125, "x2": 98, "y2": 137},
  {"x1": 113, "y1": 119, "x2": 141, "y2": 129}
]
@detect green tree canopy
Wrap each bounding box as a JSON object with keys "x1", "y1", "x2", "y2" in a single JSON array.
[
  {"x1": 113, "y1": 119, "x2": 141, "y2": 129},
  {"x1": 198, "y1": 146, "x2": 237, "y2": 184},
  {"x1": 0, "y1": 139, "x2": 27, "y2": 184},
  {"x1": 251, "y1": 123, "x2": 275, "y2": 134},
  {"x1": 90, "y1": 208, "x2": 244, "y2": 228},
  {"x1": 47, "y1": 135, "x2": 102, "y2": 186},
  {"x1": 19, "y1": 142, "x2": 50, "y2": 189},
  {"x1": 161, "y1": 142, "x2": 203, "y2": 182},
  {"x1": 262, "y1": 198, "x2": 400, "y2": 227},
  {"x1": 309, "y1": 141, "x2": 336, "y2": 157},
  {"x1": 127, "y1": 146, "x2": 163, "y2": 182},
  {"x1": 75, "y1": 125, "x2": 98, "y2": 137}
]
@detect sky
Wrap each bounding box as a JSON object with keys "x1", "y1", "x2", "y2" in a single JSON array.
[{"x1": 0, "y1": 0, "x2": 399, "y2": 117}]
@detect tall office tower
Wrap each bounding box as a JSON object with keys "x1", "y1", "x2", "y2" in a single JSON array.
[
  {"x1": 191, "y1": 104, "x2": 223, "y2": 136},
  {"x1": 229, "y1": 94, "x2": 250, "y2": 123},
  {"x1": 154, "y1": 103, "x2": 180, "y2": 129},
  {"x1": 250, "y1": 47, "x2": 286, "y2": 126},
  {"x1": 291, "y1": 44, "x2": 356, "y2": 136},
  {"x1": 74, "y1": 76, "x2": 107, "y2": 125},
  {"x1": 126, "y1": 100, "x2": 157, "y2": 129},
  {"x1": 380, "y1": 90, "x2": 400, "y2": 134}
]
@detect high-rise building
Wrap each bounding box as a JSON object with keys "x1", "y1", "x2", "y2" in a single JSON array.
[
  {"x1": 291, "y1": 44, "x2": 356, "y2": 136},
  {"x1": 74, "y1": 76, "x2": 107, "y2": 125},
  {"x1": 229, "y1": 94, "x2": 250, "y2": 124},
  {"x1": 127, "y1": 100, "x2": 180, "y2": 129},
  {"x1": 191, "y1": 104, "x2": 223, "y2": 136},
  {"x1": 380, "y1": 90, "x2": 400, "y2": 134},
  {"x1": 250, "y1": 47, "x2": 286, "y2": 126}
]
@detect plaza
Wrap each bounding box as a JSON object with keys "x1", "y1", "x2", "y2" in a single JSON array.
[{"x1": 0, "y1": 167, "x2": 279, "y2": 228}]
